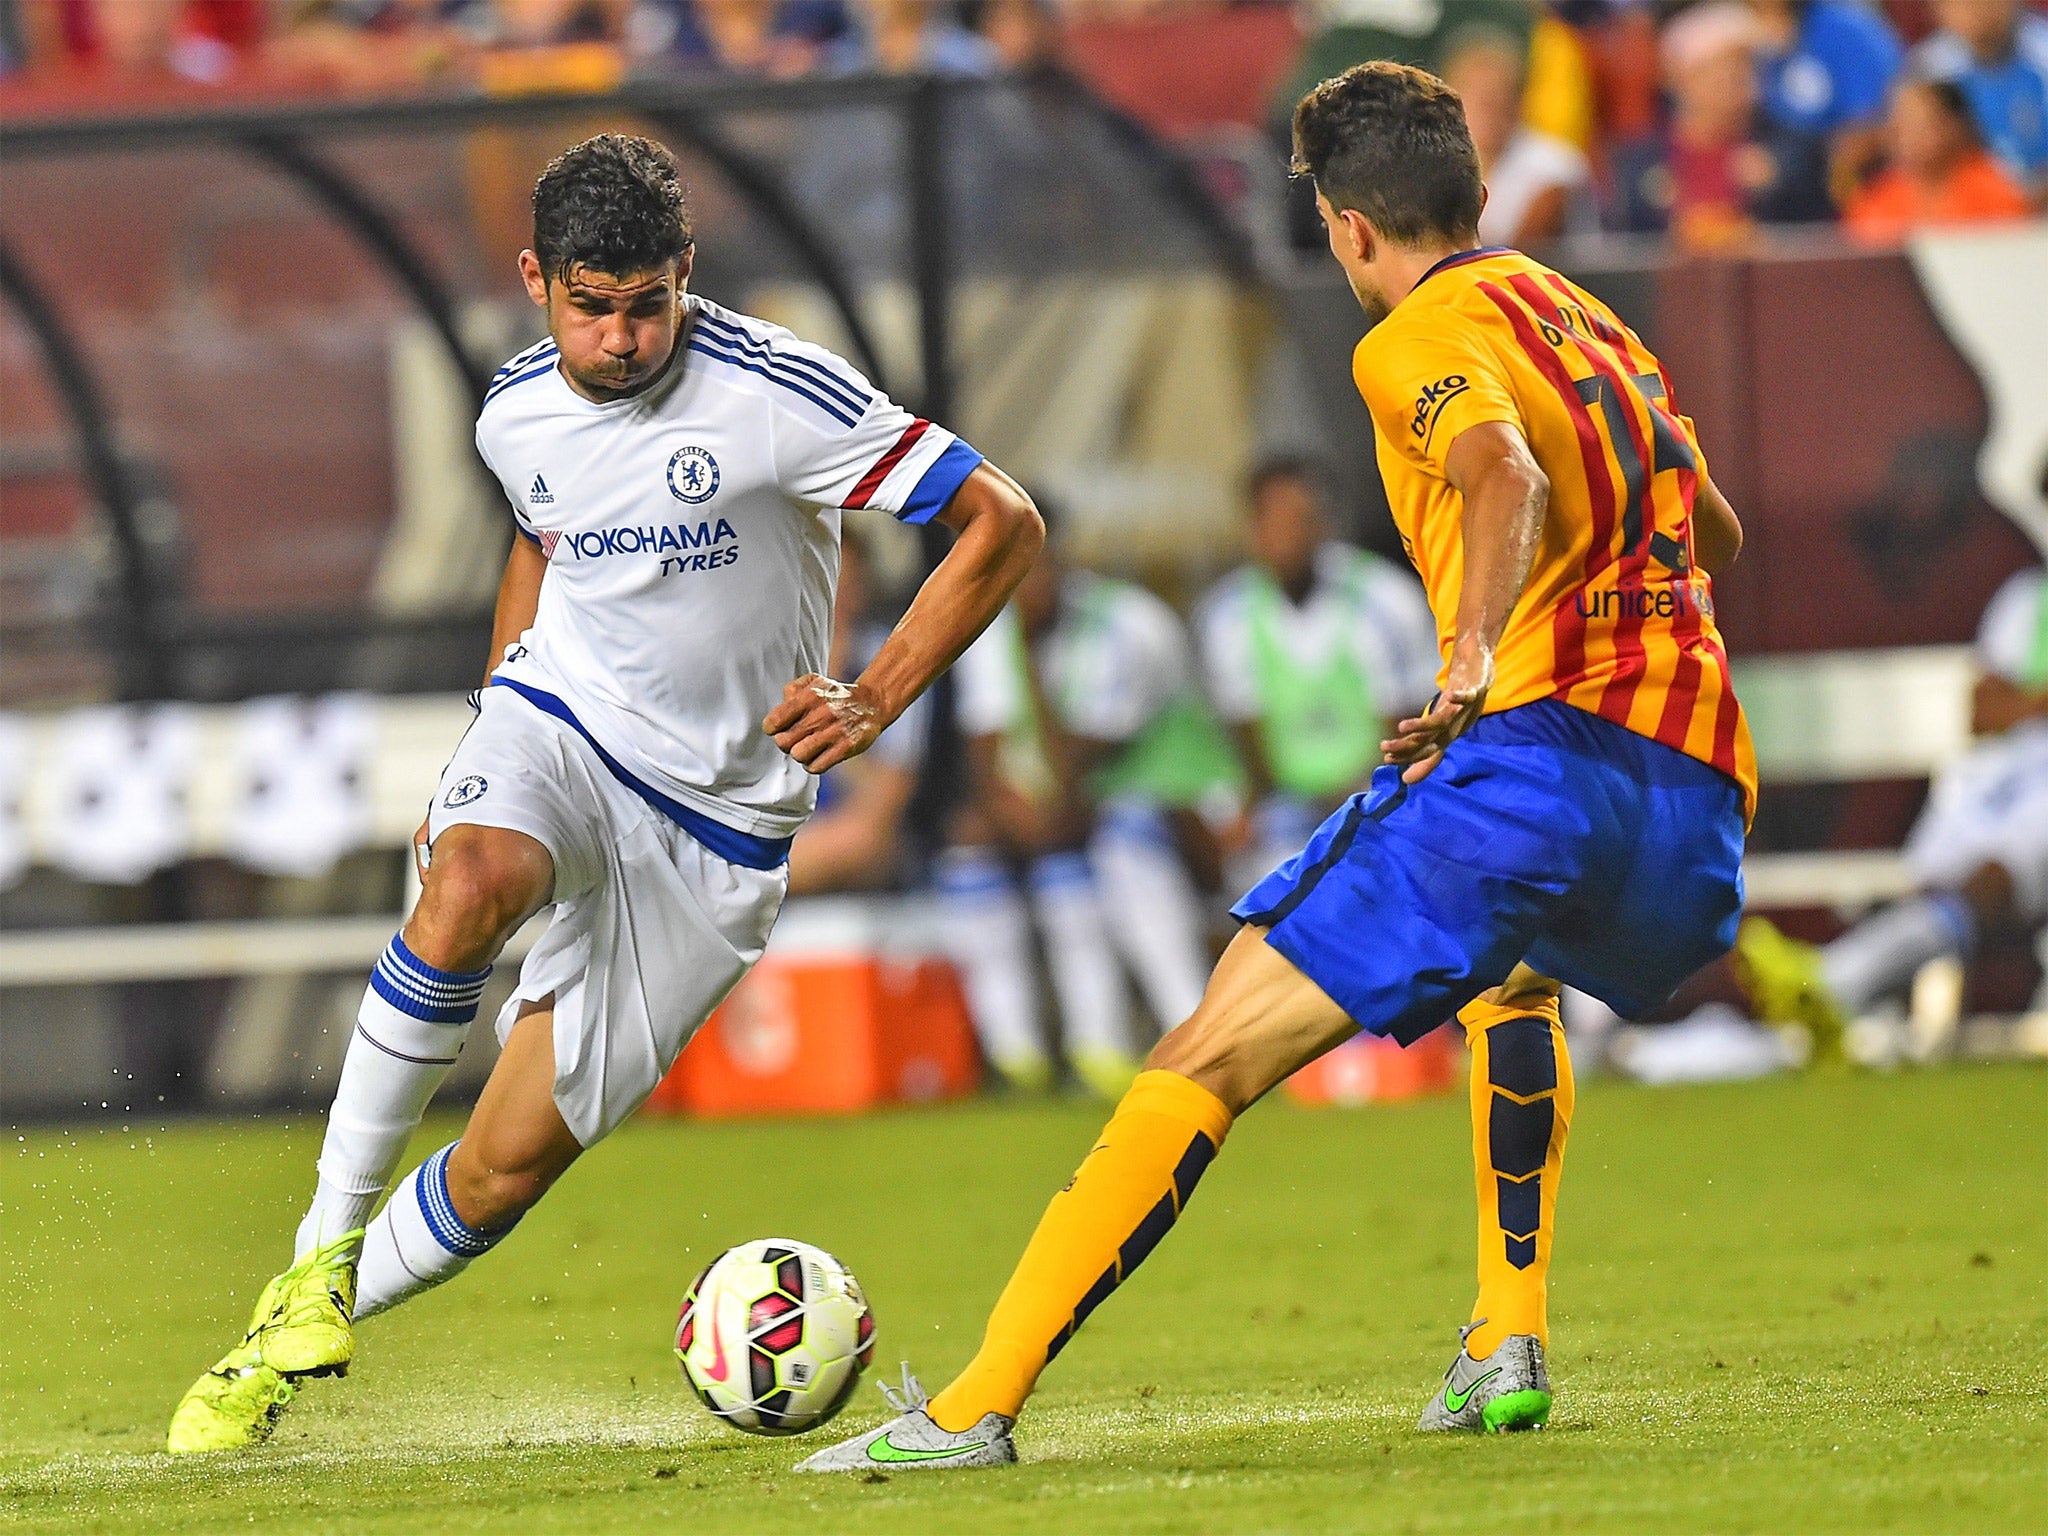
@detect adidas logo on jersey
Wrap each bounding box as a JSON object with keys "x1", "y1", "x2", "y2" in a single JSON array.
[{"x1": 529, "y1": 474, "x2": 555, "y2": 506}]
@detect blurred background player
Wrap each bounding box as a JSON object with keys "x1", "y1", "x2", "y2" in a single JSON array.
[
  {"x1": 1736, "y1": 563, "x2": 2048, "y2": 1045},
  {"x1": 941, "y1": 498, "x2": 1237, "y2": 1099},
  {"x1": 800, "y1": 58, "x2": 1756, "y2": 1474},
  {"x1": 1195, "y1": 455, "x2": 1437, "y2": 891},
  {"x1": 786, "y1": 525, "x2": 930, "y2": 896}
]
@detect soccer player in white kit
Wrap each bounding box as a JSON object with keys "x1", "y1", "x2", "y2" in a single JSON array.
[{"x1": 167, "y1": 133, "x2": 1042, "y2": 1454}]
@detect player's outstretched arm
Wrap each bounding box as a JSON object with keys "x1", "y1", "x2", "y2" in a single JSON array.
[
  {"x1": 1382, "y1": 421, "x2": 1548, "y2": 784},
  {"x1": 767, "y1": 463, "x2": 1044, "y2": 774}
]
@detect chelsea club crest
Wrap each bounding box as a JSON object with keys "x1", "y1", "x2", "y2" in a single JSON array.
[
  {"x1": 666, "y1": 446, "x2": 720, "y2": 504},
  {"x1": 443, "y1": 775, "x2": 488, "y2": 808}
]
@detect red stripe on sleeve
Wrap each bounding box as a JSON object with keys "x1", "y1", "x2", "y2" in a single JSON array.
[{"x1": 844, "y1": 418, "x2": 931, "y2": 510}]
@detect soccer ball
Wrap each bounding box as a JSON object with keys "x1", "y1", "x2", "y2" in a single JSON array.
[{"x1": 674, "y1": 1238, "x2": 874, "y2": 1436}]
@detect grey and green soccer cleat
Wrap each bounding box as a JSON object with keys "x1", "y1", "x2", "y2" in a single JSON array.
[
  {"x1": 1417, "y1": 1322, "x2": 1552, "y2": 1433},
  {"x1": 795, "y1": 1365, "x2": 1017, "y2": 1473},
  {"x1": 165, "y1": 1230, "x2": 362, "y2": 1455}
]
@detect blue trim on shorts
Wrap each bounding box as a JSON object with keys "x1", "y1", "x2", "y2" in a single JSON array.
[{"x1": 488, "y1": 678, "x2": 793, "y2": 871}]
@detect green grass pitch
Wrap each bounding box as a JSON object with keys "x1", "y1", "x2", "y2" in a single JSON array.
[{"x1": 4, "y1": 1063, "x2": 2043, "y2": 1534}]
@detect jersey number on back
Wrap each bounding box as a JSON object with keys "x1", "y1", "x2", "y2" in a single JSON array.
[{"x1": 1569, "y1": 370, "x2": 1697, "y2": 573}]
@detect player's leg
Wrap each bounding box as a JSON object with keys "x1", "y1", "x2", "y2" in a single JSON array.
[
  {"x1": 1089, "y1": 806, "x2": 1213, "y2": 1035},
  {"x1": 354, "y1": 996, "x2": 582, "y2": 1317},
  {"x1": 296, "y1": 824, "x2": 554, "y2": 1265},
  {"x1": 934, "y1": 845, "x2": 1052, "y2": 1091},
  {"x1": 167, "y1": 822, "x2": 551, "y2": 1454},
  {"x1": 1419, "y1": 965, "x2": 1572, "y2": 1433},
  {"x1": 795, "y1": 924, "x2": 1353, "y2": 1471},
  {"x1": 1027, "y1": 851, "x2": 1141, "y2": 1097},
  {"x1": 1736, "y1": 735, "x2": 2048, "y2": 1047}
]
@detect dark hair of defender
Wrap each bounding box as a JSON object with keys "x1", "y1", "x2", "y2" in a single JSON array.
[
  {"x1": 532, "y1": 133, "x2": 695, "y2": 284},
  {"x1": 1290, "y1": 60, "x2": 1484, "y2": 247}
]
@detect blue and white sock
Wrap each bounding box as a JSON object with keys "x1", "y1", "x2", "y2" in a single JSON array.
[
  {"x1": 354, "y1": 1142, "x2": 517, "y2": 1319},
  {"x1": 295, "y1": 935, "x2": 490, "y2": 1261}
]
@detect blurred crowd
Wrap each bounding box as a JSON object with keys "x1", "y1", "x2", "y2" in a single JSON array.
[{"x1": 3, "y1": 1, "x2": 2044, "y2": 247}]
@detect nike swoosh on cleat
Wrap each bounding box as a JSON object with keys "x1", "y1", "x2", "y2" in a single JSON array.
[
  {"x1": 867, "y1": 1433, "x2": 989, "y2": 1464},
  {"x1": 1444, "y1": 1366, "x2": 1502, "y2": 1414}
]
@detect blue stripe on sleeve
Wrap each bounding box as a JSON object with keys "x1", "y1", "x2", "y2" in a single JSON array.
[
  {"x1": 483, "y1": 353, "x2": 559, "y2": 406},
  {"x1": 691, "y1": 315, "x2": 871, "y2": 415},
  {"x1": 897, "y1": 438, "x2": 984, "y2": 525},
  {"x1": 687, "y1": 339, "x2": 861, "y2": 428}
]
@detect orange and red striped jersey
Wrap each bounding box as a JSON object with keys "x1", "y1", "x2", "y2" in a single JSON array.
[{"x1": 1353, "y1": 247, "x2": 1757, "y2": 822}]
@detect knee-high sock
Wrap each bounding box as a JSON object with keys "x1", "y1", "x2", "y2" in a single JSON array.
[
  {"x1": 295, "y1": 936, "x2": 490, "y2": 1261},
  {"x1": 1090, "y1": 812, "x2": 1210, "y2": 1028},
  {"x1": 927, "y1": 1071, "x2": 1232, "y2": 1431},
  {"x1": 935, "y1": 848, "x2": 1047, "y2": 1074},
  {"x1": 354, "y1": 1142, "x2": 519, "y2": 1319},
  {"x1": 1820, "y1": 891, "x2": 1976, "y2": 1015},
  {"x1": 1029, "y1": 852, "x2": 1132, "y2": 1058},
  {"x1": 1459, "y1": 996, "x2": 1573, "y2": 1359}
]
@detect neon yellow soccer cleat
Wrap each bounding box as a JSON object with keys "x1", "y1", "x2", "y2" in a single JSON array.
[
  {"x1": 165, "y1": 1336, "x2": 300, "y2": 1455},
  {"x1": 1732, "y1": 917, "x2": 1846, "y2": 1064},
  {"x1": 166, "y1": 1231, "x2": 362, "y2": 1455}
]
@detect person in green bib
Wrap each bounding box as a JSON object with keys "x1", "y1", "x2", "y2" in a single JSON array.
[
  {"x1": 1194, "y1": 457, "x2": 1439, "y2": 892},
  {"x1": 940, "y1": 504, "x2": 1242, "y2": 1099},
  {"x1": 1736, "y1": 563, "x2": 2048, "y2": 1041}
]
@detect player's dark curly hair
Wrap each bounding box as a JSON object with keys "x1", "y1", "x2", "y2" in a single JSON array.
[
  {"x1": 531, "y1": 133, "x2": 693, "y2": 283},
  {"x1": 1291, "y1": 61, "x2": 1483, "y2": 246}
]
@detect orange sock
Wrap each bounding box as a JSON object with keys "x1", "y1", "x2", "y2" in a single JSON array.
[
  {"x1": 928, "y1": 1070, "x2": 1233, "y2": 1431},
  {"x1": 1458, "y1": 994, "x2": 1573, "y2": 1359}
]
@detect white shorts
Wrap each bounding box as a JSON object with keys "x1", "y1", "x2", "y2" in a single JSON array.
[
  {"x1": 1903, "y1": 725, "x2": 2048, "y2": 923},
  {"x1": 426, "y1": 688, "x2": 787, "y2": 1145}
]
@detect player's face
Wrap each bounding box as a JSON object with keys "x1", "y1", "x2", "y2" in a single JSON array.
[
  {"x1": 1316, "y1": 191, "x2": 1392, "y2": 324},
  {"x1": 522, "y1": 252, "x2": 692, "y2": 402},
  {"x1": 1252, "y1": 476, "x2": 1325, "y2": 587}
]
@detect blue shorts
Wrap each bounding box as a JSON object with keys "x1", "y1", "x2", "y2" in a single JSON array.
[{"x1": 1232, "y1": 700, "x2": 1746, "y2": 1043}]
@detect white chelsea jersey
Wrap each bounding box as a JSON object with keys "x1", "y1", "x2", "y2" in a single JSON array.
[{"x1": 477, "y1": 296, "x2": 982, "y2": 845}]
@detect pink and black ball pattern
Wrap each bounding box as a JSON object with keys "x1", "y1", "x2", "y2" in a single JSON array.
[{"x1": 674, "y1": 1238, "x2": 874, "y2": 1436}]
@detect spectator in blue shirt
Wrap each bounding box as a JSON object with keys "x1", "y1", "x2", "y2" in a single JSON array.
[{"x1": 1912, "y1": 0, "x2": 2048, "y2": 198}]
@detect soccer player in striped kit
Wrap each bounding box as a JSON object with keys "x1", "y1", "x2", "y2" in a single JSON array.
[{"x1": 801, "y1": 60, "x2": 1756, "y2": 1471}]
